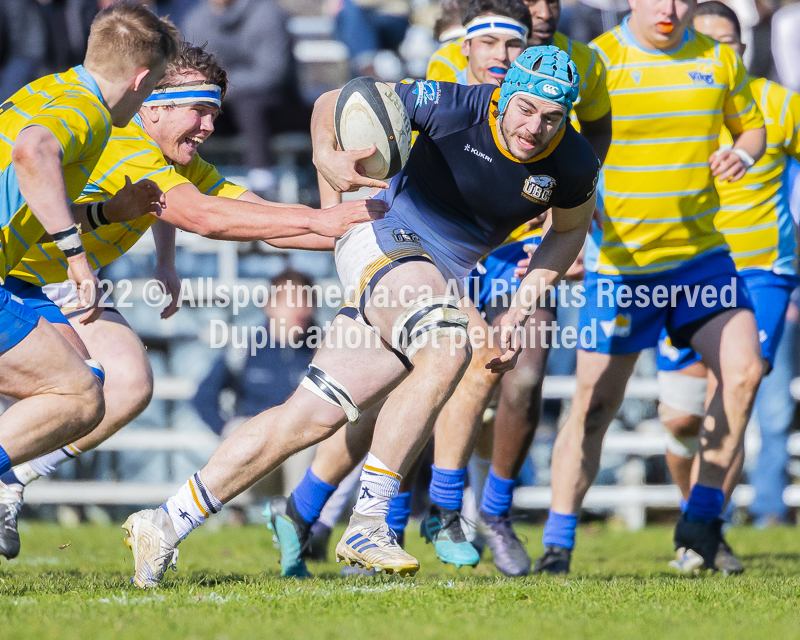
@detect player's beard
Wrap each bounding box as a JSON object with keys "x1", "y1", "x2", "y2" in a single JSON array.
[{"x1": 499, "y1": 118, "x2": 539, "y2": 161}]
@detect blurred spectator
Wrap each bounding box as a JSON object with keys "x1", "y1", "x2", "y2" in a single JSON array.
[
  {"x1": 192, "y1": 269, "x2": 316, "y2": 436},
  {"x1": 724, "y1": 0, "x2": 776, "y2": 76},
  {"x1": 183, "y1": 0, "x2": 297, "y2": 193},
  {"x1": 333, "y1": 0, "x2": 411, "y2": 77},
  {"x1": 772, "y1": 1, "x2": 800, "y2": 92},
  {"x1": 433, "y1": 0, "x2": 469, "y2": 43},
  {"x1": 0, "y1": 0, "x2": 47, "y2": 100},
  {"x1": 567, "y1": 0, "x2": 628, "y2": 44}
]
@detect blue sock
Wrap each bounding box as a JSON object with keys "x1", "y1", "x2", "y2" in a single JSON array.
[
  {"x1": 480, "y1": 467, "x2": 516, "y2": 517},
  {"x1": 429, "y1": 465, "x2": 466, "y2": 511},
  {"x1": 291, "y1": 469, "x2": 337, "y2": 525},
  {"x1": 542, "y1": 510, "x2": 578, "y2": 550},
  {"x1": 386, "y1": 491, "x2": 412, "y2": 532},
  {"x1": 679, "y1": 498, "x2": 689, "y2": 514},
  {"x1": 0, "y1": 469, "x2": 20, "y2": 485},
  {"x1": 685, "y1": 484, "x2": 724, "y2": 523},
  {"x1": 0, "y1": 447, "x2": 10, "y2": 476}
]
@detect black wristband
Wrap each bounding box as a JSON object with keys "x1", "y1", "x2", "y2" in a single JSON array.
[
  {"x1": 62, "y1": 245, "x2": 85, "y2": 258},
  {"x1": 52, "y1": 226, "x2": 80, "y2": 241},
  {"x1": 88, "y1": 201, "x2": 110, "y2": 229}
]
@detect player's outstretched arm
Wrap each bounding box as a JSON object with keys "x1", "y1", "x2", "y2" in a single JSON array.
[
  {"x1": 156, "y1": 182, "x2": 387, "y2": 244},
  {"x1": 487, "y1": 195, "x2": 595, "y2": 373},
  {"x1": 710, "y1": 125, "x2": 767, "y2": 183},
  {"x1": 311, "y1": 89, "x2": 391, "y2": 193},
  {"x1": 12, "y1": 125, "x2": 100, "y2": 316},
  {"x1": 151, "y1": 219, "x2": 181, "y2": 319}
]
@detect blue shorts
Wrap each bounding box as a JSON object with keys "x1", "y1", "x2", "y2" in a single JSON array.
[
  {"x1": 579, "y1": 251, "x2": 753, "y2": 355},
  {"x1": 470, "y1": 238, "x2": 550, "y2": 322},
  {"x1": 0, "y1": 284, "x2": 41, "y2": 354},
  {"x1": 657, "y1": 269, "x2": 798, "y2": 371},
  {"x1": 2, "y1": 277, "x2": 69, "y2": 326}
]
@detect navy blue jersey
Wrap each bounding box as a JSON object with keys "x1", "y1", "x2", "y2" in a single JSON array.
[{"x1": 390, "y1": 80, "x2": 600, "y2": 251}]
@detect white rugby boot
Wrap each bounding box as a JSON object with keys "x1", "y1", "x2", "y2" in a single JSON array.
[
  {"x1": 122, "y1": 508, "x2": 180, "y2": 588},
  {"x1": 335, "y1": 511, "x2": 419, "y2": 576}
]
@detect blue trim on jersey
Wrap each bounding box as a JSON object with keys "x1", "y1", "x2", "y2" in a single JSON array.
[
  {"x1": 774, "y1": 162, "x2": 798, "y2": 276},
  {"x1": 2, "y1": 277, "x2": 69, "y2": 325},
  {"x1": 0, "y1": 163, "x2": 24, "y2": 228},
  {"x1": 0, "y1": 285, "x2": 40, "y2": 353},
  {"x1": 73, "y1": 65, "x2": 104, "y2": 102}
]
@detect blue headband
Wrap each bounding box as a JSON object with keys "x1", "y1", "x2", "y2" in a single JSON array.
[
  {"x1": 144, "y1": 83, "x2": 222, "y2": 108},
  {"x1": 464, "y1": 15, "x2": 529, "y2": 41}
]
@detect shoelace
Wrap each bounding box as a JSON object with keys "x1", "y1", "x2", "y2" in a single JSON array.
[
  {"x1": 438, "y1": 511, "x2": 476, "y2": 545},
  {"x1": 156, "y1": 548, "x2": 180, "y2": 575}
]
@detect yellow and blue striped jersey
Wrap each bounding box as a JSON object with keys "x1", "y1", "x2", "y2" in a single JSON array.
[
  {"x1": 716, "y1": 77, "x2": 800, "y2": 275},
  {"x1": 590, "y1": 20, "x2": 764, "y2": 275},
  {"x1": 10, "y1": 113, "x2": 246, "y2": 285},
  {"x1": 0, "y1": 66, "x2": 111, "y2": 282},
  {"x1": 426, "y1": 33, "x2": 611, "y2": 124}
]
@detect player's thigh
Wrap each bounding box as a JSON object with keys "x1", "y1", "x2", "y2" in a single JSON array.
[
  {"x1": 287, "y1": 313, "x2": 410, "y2": 426},
  {"x1": 689, "y1": 308, "x2": 762, "y2": 383},
  {"x1": 67, "y1": 309, "x2": 153, "y2": 391},
  {"x1": 0, "y1": 317, "x2": 97, "y2": 400}
]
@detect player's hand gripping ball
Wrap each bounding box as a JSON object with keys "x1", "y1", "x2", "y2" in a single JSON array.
[{"x1": 334, "y1": 78, "x2": 412, "y2": 180}]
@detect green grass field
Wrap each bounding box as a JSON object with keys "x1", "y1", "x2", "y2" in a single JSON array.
[{"x1": 2, "y1": 521, "x2": 800, "y2": 640}]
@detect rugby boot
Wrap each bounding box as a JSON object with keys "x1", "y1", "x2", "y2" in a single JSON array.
[
  {"x1": 420, "y1": 504, "x2": 480, "y2": 568},
  {"x1": 533, "y1": 545, "x2": 572, "y2": 574},
  {"x1": 0, "y1": 480, "x2": 23, "y2": 560},
  {"x1": 122, "y1": 508, "x2": 180, "y2": 588},
  {"x1": 263, "y1": 496, "x2": 312, "y2": 578},
  {"x1": 307, "y1": 521, "x2": 332, "y2": 562},
  {"x1": 336, "y1": 512, "x2": 419, "y2": 576},
  {"x1": 670, "y1": 513, "x2": 724, "y2": 573},
  {"x1": 481, "y1": 512, "x2": 531, "y2": 576}
]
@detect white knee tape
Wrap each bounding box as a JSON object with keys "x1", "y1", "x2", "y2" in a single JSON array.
[
  {"x1": 665, "y1": 431, "x2": 699, "y2": 458},
  {"x1": 301, "y1": 364, "x2": 361, "y2": 424},
  {"x1": 85, "y1": 359, "x2": 105, "y2": 385},
  {"x1": 391, "y1": 295, "x2": 469, "y2": 361},
  {"x1": 657, "y1": 370, "x2": 706, "y2": 418}
]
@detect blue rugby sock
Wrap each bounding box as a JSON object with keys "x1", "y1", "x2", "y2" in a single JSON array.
[
  {"x1": 0, "y1": 469, "x2": 21, "y2": 486},
  {"x1": 429, "y1": 465, "x2": 466, "y2": 511},
  {"x1": 685, "y1": 484, "x2": 724, "y2": 523},
  {"x1": 292, "y1": 469, "x2": 337, "y2": 525},
  {"x1": 386, "y1": 491, "x2": 412, "y2": 533},
  {"x1": 0, "y1": 446, "x2": 10, "y2": 476},
  {"x1": 480, "y1": 467, "x2": 516, "y2": 517},
  {"x1": 542, "y1": 510, "x2": 578, "y2": 550}
]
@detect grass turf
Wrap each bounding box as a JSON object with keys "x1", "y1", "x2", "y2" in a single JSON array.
[{"x1": 2, "y1": 521, "x2": 800, "y2": 639}]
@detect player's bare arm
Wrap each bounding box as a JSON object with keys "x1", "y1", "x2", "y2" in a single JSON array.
[
  {"x1": 12, "y1": 125, "x2": 99, "y2": 312},
  {"x1": 710, "y1": 125, "x2": 767, "y2": 182},
  {"x1": 311, "y1": 89, "x2": 393, "y2": 193},
  {"x1": 578, "y1": 111, "x2": 612, "y2": 163},
  {"x1": 488, "y1": 194, "x2": 595, "y2": 373},
  {"x1": 154, "y1": 181, "x2": 387, "y2": 243}
]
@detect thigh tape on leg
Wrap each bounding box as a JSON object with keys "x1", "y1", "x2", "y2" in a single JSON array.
[
  {"x1": 657, "y1": 370, "x2": 706, "y2": 417},
  {"x1": 85, "y1": 359, "x2": 105, "y2": 385},
  {"x1": 664, "y1": 431, "x2": 699, "y2": 458},
  {"x1": 301, "y1": 364, "x2": 361, "y2": 424},
  {"x1": 391, "y1": 295, "x2": 469, "y2": 362}
]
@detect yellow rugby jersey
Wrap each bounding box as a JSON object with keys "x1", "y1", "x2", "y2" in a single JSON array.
[
  {"x1": 0, "y1": 66, "x2": 111, "y2": 281},
  {"x1": 11, "y1": 113, "x2": 246, "y2": 285},
  {"x1": 590, "y1": 21, "x2": 764, "y2": 275},
  {"x1": 715, "y1": 77, "x2": 800, "y2": 275}
]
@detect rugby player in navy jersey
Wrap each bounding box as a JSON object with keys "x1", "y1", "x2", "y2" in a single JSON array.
[{"x1": 122, "y1": 46, "x2": 600, "y2": 586}]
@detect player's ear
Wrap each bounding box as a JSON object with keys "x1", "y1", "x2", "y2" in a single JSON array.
[
  {"x1": 131, "y1": 67, "x2": 152, "y2": 92},
  {"x1": 140, "y1": 105, "x2": 160, "y2": 123},
  {"x1": 460, "y1": 39, "x2": 470, "y2": 58}
]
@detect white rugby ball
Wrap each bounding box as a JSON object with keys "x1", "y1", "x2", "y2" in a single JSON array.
[{"x1": 334, "y1": 77, "x2": 412, "y2": 180}]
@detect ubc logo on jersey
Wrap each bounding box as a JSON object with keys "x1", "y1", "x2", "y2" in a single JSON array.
[
  {"x1": 522, "y1": 175, "x2": 556, "y2": 204},
  {"x1": 687, "y1": 65, "x2": 715, "y2": 85},
  {"x1": 392, "y1": 228, "x2": 422, "y2": 245},
  {"x1": 414, "y1": 81, "x2": 439, "y2": 107},
  {"x1": 600, "y1": 313, "x2": 632, "y2": 338}
]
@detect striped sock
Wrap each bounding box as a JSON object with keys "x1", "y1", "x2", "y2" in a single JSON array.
[
  {"x1": 9, "y1": 444, "x2": 83, "y2": 485},
  {"x1": 354, "y1": 453, "x2": 401, "y2": 518},
  {"x1": 162, "y1": 472, "x2": 223, "y2": 540}
]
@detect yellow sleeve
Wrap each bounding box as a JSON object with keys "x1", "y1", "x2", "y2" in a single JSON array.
[
  {"x1": 426, "y1": 40, "x2": 466, "y2": 83},
  {"x1": 573, "y1": 47, "x2": 610, "y2": 123},
  {"x1": 179, "y1": 153, "x2": 247, "y2": 199},
  {"x1": 782, "y1": 89, "x2": 800, "y2": 162},
  {"x1": 24, "y1": 94, "x2": 110, "y2": 164},
  {"x1": 723, "y1": 51, "x2": 764, "y2": 135}
]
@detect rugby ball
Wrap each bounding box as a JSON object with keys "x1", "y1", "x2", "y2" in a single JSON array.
[{"x1": 334, "y1": 77, "x2": 412, "y2": 180}]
